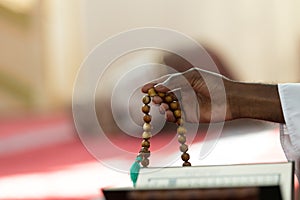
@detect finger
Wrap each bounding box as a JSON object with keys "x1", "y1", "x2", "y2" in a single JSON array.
[
  {"x1": 154, "y1": 83, "x2": 170, "y2": 93},
  {"x1": 141, "y1": 83, "x2": 156, "y2": 93},
  {"x1": 159, "y1": 103, "x2": 169, "y2": 114},
  {"x1": 141, "y1": 74, "x2": 171, "y2": 93},
  {"x1": 154, "y1": 72, "x2": 190, "y2": 93},
  {"x1": 152, "y1": 95, "x2": 163, "y2": 104},
  {"x1": 159, "y1": 106, "x2": 165, "y2": 114},
  {"x1": 165, "y1": 110, "x2": 176, "y2": 122}
]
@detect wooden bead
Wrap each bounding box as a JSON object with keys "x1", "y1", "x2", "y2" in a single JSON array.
[
  {"x1": 140, "y1": 147, "x2": 149, "y2": 153},
  {"x1": 164, "y1": 95, "x2": 173, "y2": 103},
  {"x1": 143, "y1": 152, "x2": 151, "y2": 158},
  {"x1": 143, "y1": 115, "x2": 152, "y2": 123},
  {"x1": 148, "y1": 88, "x2": 157, "y2": 97},
  {"x1": 182, "y1": 162, "x2": 191, "y2": 167},
  {"x1": 140, "y1": 147, "x2": 150, "y2": 158},
  {"x1": 141, "y1": 140, "x2": 150, "y2": 148},
  {"x1": 181, "y1": 153, "x2": 190, "y2": 162},
  {"x1": 176, "y1": 118, "x2": 184, "y2": 126},
  {"x1": 169, "y1": 93, "x2": 178, "y2": 101},
  {"x1": 170, "y1": 101, "x2": 179, "y2": 110},
  {"x1": 178, "y1": 135, "x2": 186, "y2": 144},
  {"x1": 142, "y1": 105, "x2": 150, "y2": 114},
  {"x1": 177, "y1": 126, "x2": 187, "y2": 135},
  {"x1": 157, "y1": 92, "x2": 165, "y2": 98},
  {"x1": 143, "y1": 123, "x2": 152, "y2": 132},
  {"x1": 142, "y1": 95, "x2": 151, "y2": 104},
  {"x1": 141, "y1": 158, "x2": 149, "y2": 167},
  {"x1": 173, "y1": 110, "x2": 181, "y2": 118},
  {"x1": 142, "y1": 131, "x2": 152, "y2": 139},
  {"x1": 179, "y1": 144, "x2": 188, "y2": 153}
]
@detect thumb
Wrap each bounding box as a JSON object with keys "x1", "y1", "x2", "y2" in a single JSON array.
[
  {"x1": 141, "y1": 74, "x2": 171, "y2": 93},
  {"x1": 154, "y1": 72, "x2": 191, "y2": 93}
]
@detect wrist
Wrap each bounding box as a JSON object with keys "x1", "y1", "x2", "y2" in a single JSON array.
[{"x1": 226, "y1": 81, "x2": 284, "y2": 123}]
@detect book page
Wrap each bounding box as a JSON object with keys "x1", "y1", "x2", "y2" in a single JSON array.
[{"x1": 136, "y1": 162, "x2": 294, "y2": 200}]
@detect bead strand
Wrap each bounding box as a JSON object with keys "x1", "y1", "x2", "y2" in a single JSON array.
[
  {"x1": 177, "y1": 125, "x2": 191, "y2": 166},
  {"x1": 162, "y1": 92, "x2": 191, "y2": 166},
  {"x1": 141, "y1": 94, "x2": 152, "y2": 167},
  {"x1": 170, "y1": 101, "x2": 191, "y2": 167},
  {"x1": 139, "y1": 88, "x2": 192, "y2": 168}
]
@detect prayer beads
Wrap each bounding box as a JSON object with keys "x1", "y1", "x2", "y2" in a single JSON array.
[
  {"x1": 143, "y1": 115, "x2": 152, "y2": 123},
  {"x1": 141, "y1": 94, "x2": 152, "y2": 167},
  {"x1": 138, "y1": 88, "x2": 191, "y2": 167}
]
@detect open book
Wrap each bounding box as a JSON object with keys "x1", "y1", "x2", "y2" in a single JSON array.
[{"x1": 103, "y1": 162, "x2": 294, "y2": 200}]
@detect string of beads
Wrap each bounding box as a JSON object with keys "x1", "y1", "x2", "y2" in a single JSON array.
[{"x1": 137, "y1": 87, "x2": 191, "y2": 167}]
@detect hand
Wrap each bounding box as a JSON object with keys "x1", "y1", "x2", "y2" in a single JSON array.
[
  {"x1": 141, "y1": 68, "x2": 233, "y2": 123},
  {"x1": 142, "y1": 68, "x2": 285, "y2": 124}
]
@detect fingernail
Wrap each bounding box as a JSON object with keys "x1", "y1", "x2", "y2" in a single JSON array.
[{"x1": 159, "y1": 107, "x2": 165, "y2": 114}]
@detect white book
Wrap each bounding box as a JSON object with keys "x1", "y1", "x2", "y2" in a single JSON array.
[{"x1": 136, "y1": 162, "x2": 294, "y2": 200}]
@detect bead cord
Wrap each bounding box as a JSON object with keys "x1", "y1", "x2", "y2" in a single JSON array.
[{"x1": 139, "y1": 88, "x2": 191, "y2": 168}]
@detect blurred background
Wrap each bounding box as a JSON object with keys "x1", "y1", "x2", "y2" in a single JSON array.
[{"x1": 0, "y1": 0, "x2": 300, "y2": 199}]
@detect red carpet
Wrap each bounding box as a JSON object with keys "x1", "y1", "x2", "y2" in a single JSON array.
[{"x1": 0, "y1": 113, "x2": 296, "y2": 199}]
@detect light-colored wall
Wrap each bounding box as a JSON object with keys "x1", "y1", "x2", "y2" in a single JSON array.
[
  {"x1": 0, "y1": 0, "x2": 84, "y2": 114},
  {"x1": 82, "y1": 0, "x2": 300, "y2": 83},
  {"x1": 0, "y1": 1, "x2": 44, "y2": 113},
  {"x1": 0, "y1": 0, "x2": 300, "y2": 114}
]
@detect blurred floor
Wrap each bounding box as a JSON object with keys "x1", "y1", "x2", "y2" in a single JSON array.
[{"x1": 0, "y1": 114, "x2": 296, "y2": 200}]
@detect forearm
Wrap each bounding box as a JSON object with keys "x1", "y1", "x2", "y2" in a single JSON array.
[{"x1": 226, "y1": 81, "x2": 285, "y2": 123}]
